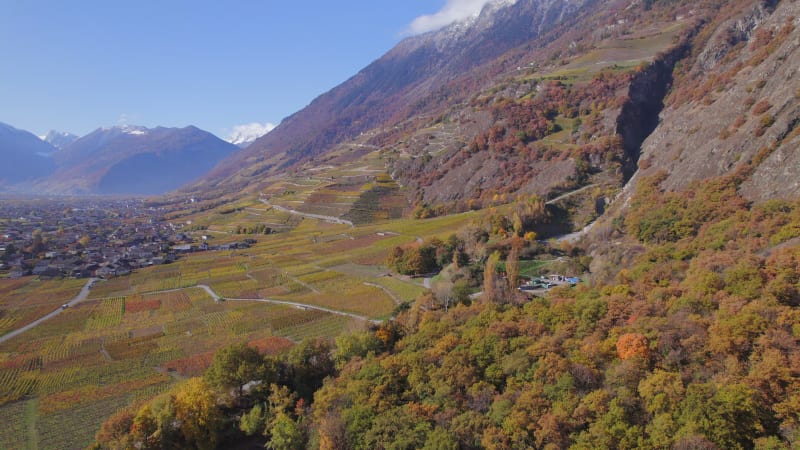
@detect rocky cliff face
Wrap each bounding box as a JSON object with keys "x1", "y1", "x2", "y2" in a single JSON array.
[
  {"x1": 635, "y1": 0, "x2": 800, "y2": 201},
  {"x1": 385, "y1": 19, "x2": 695, "y2": 216},
  {"x1": 616, "y1": 40, "x2": 693, "y2": 180}
]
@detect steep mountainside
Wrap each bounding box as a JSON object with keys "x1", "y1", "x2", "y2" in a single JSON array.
[
  {"x1": 0, "y1": 122, "x2": 56, "y2": 185},
  {"x1": 32, "y1": 125, "x2": 239, "y2": 195},
  {"x1": 633, "y1": 0, "x2": 800, "y2": 201},
  {"x1": 198, "y1": 0, "x2": 594, "y2": 186},
  {"x1": 190, "y1": 0, "x2": 736, "y2": 233}
]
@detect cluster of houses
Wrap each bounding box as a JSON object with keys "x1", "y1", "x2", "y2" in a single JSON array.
[
  {"x1": 0, "y1": 198, "x2": 254, "y2": 280},
  {"x1": 519, "y1": 274, "x2": 581, "y2": 294}
]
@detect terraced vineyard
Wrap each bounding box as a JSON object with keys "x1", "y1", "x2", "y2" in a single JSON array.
[
  {"x1": 0, "y1": 161, "x2": 494, "y2": 448},
  {"x1": 0, "y1": 277, "x2": 87, "y2": 335},
  {"x1": 0, "y1": 284, "x2": 364, "y2": 449}
]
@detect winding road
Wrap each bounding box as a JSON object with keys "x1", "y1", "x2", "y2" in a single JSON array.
[
  {"x1": 0, "y1": 278, "x2": 98, "y2": 345},
  {"x1": 0, "y1": 279, "x2": 378, "y2": 345}
]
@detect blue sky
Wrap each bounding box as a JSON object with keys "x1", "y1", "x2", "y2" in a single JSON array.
[{"x1": 0, "y1": 0, "x2": 493, "y2": 141}]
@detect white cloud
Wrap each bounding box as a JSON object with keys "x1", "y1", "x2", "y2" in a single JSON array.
[
  {"x1": 117, "y1": 113, "x2": 138, "y2": 126},
  {"x1": 407, "y1": 0, "x2": 493, "y2": 35},
  {"x1": 227, "y1": 121, "x2": 276, "y2": 146}
]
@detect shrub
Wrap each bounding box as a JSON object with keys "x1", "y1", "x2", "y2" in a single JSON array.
[{"x1": 751, "y1": 100, "x2": 771, "y2": 115}]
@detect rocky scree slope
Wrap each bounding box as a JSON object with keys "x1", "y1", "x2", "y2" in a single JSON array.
[{"x1": 634, "y1": 0, "x2": 800, "y2": 201}]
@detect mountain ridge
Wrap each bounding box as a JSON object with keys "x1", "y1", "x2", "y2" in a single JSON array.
[
  {"x1": 0, "y1": 124, "x2": 238, "y2": 196},
  {"x1": 0, "y1": 121, "x2": 57, "y2": 185},
  {"x1": 186, "y1": 0, "x2": 799, "y2": 232},
  {"x1": 41, "y1": 125, "x2": 240, "y2": 195}
]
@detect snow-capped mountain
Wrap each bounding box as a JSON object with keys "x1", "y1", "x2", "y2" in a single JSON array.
[
  {"x1": 42, "y1": 130, "x2": 79, "y2": 150},
  {"x1": 226, "y1": 122, "x2": 276, "y2": 148}
]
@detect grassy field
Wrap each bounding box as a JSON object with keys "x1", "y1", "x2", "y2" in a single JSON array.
[{"x1": 519, "y1": 259, "x2": 556, "y2": 278}]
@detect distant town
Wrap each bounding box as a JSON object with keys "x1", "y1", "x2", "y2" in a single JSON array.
[{"x1": 0, "y1": 198, "x2": 252, "y2": 279}]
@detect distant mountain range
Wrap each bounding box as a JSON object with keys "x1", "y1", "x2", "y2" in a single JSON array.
[
  {"x1": 0, "y1": 122, "x2": 57, "y2": 185},
  {"x1": 0, "y1": 123, "x2": 239, "y2": 195}
]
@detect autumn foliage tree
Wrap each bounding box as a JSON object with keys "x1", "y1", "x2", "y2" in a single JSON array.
[
  {"x1": 205, "y1": 343, "x2": 271, "y2": 403},
  {"x1": 616, "y1": 333, "x2": 650, "y2": 360}
]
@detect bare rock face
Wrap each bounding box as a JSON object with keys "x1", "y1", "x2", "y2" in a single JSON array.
[
  {"x1": 740, "y1": 132, "x2": 800, "y2": 199},
  {"x1": 636, "y1": 0, "x2": 800, "y2": 202}
]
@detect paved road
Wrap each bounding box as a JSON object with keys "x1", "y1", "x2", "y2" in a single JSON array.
[
  {"x1": 260, "y1": 199, "x2": 354, "y2": 227},
  {"x1": 196, "y1": 284, "x2": 220, "y2": 301},
  {"x1": 0, "y1": 278, "x2": 98, "y2": 345}
]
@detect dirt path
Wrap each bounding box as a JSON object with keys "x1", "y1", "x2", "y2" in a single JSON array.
[
  {"x1": 0, "y1": 278, "x2": 97, "y2": 345},
  {"x1": 221, "y1": 296, "x2": 379, "y2": 324},
  {"x1": 260, "y1": 199, "x2": 354, "y2": 227},
  {"x1": 286, "y1": 274, "x2": 321, "y2": 294},
  {"x1": 363, "y1": 282, "x2": 402, "y2": 305},
  {"x1": 556, "y1": 220, "x2": 597, "y2": 243},
  {"x1": 546, "y1": 184, "x2": 597, "y2": 205},
  {"x1": 136, "y1": 284, "x2": 377, "y2": 323}
]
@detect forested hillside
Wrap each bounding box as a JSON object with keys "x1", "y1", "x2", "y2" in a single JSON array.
[{"x1": 94, "y1": 164, "x2": 800, "y2": 448}]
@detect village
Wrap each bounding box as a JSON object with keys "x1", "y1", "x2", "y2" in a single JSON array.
[{"x1": 0, "y1": 198, "x2": 252, "y2": 279}]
